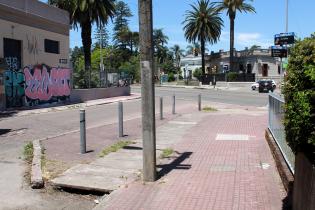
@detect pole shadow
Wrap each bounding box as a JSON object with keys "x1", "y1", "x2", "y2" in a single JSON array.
[{"x1": 157, "y1": 151, "x2": 192, "y2": 179}]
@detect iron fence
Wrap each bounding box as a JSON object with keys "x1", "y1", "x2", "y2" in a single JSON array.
[{"x1": 268, "y1": 93, "x2": 295, "y2": 173}]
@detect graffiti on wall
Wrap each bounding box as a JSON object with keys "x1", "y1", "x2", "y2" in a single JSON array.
[
  {"x1": 5, "y1": 57, "x2": 19, "y2": 71},
  {"x1": 4, "y1": 70, "x2": 25, "y2": 107},
  {"x1": 24, "y1": 64, "x2": 71, "y2": 103},
  {"x1": 4, "y1": 63, "x2": 71, "y2": 107},
  {"x1": 4, "y1": 57, "x2": 25, "y2": 107}
]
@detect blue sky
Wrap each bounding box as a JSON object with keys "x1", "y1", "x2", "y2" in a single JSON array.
[{"x1": 45, "y1": 0, "x2": 315, "y2": 52}]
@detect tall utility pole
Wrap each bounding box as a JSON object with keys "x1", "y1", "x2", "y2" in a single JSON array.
[
  {"x1": 138, "y1": 0, "x2": 157, "y2": 182},
  {"x1": 96, "y1": 26, "x2": 106, "y2": 87},
  {"x1": 285, "y1": 0, "x2": 289, "y2": 32}
]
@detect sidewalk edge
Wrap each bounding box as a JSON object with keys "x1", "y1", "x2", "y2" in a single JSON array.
[
  {"x1": 265, "y1": 129, "x2": 294, "y2": 192},
  {"x1": 31, "y1": 140, "x2": 44, "y2": 189}
]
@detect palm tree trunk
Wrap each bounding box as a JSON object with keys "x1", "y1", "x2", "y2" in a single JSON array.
[
  {"x1": 230, "y1": 17, "x2": 235, "y2": 72},
  {"x1": 201, "y1": 38, "x2": 206, "y2": 76},
  {"x1": 81, "y1": 21, "x2": 92, "y2": 88},
  {"x1": 130, "y1": 38, "x2": 133, "y2": 55}
]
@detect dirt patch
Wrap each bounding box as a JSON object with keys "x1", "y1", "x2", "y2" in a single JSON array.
[{"x1": 42, "y1": 159, "x2": 72, "y2": 181}]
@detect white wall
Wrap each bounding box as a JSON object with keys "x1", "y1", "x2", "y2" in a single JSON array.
[{"x1": 0, "y1": 18, "x2": 69, "y2": 68}]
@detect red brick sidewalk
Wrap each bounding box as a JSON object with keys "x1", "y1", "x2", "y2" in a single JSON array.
[
  {"x1": 96, "y1": 110, "x2": 285, "y2": 210},
  {"x1": 42, "y1": 101, "x2": 196, "y2": 166}
]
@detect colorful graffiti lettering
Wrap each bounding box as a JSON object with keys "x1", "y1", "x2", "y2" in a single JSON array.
[
  {"x1": 5, "y1": 57, "x2": 19, "y2": 71},
  {"x1": 24, "y1": 65, "x2": 71, "y2": 102},
  {"x1": 4, "y1": 70, "x2": 25, "y2": 107}
]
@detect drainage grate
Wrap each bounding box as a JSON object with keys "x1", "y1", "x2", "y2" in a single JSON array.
[{"x1": 216, "y1": 134, "x2": 249, "y2": 141}]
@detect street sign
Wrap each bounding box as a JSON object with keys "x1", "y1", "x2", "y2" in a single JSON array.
[
  {"x1": 271, "y1": 46, "x2": 288, "y2": 58},
  {"x1": 274, "y1": 32, "x2": 295, "y2": 45}
]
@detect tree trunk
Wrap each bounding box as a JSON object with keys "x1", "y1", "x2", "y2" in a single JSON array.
[
  {"x1": 81, "y1": 21, "x2": 92, "y2": 88},
  {"x1": 230, "y1": 16, "x2": 235, "y2": 72},
  {"x1": 130, "y1": 38, "x2": 133, "y2": 55},
  {"x1": 201, "y1": 38, "x2": 206, "y2": 76}
]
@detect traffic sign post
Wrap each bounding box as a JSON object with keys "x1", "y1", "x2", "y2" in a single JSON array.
[
  {"x1": 271, "y1": 46, "x2": 288, "y2": 58},
  {"x1": 274, "y1": 32, "x2": 295, "y2": 46},
  {"x1": 273, "y1": 32, "x2": 295, "y2": 95}
]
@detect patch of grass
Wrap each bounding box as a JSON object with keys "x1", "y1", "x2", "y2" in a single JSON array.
[
  {"x1": 23, "y1": 142, "x2": 34, "y2": 163},
  {"x1": 202, "y1": 106, "x2": 218, "y2": 112},
  {"x1": 41, "y1": 153, "x2": 46, "y2": 171},
  {"x1": 160, "y1": 148, "x2": 174, "y2": 159},
  {"x1": 99, "y1": 141, "x2": 134, "y2": 157}
]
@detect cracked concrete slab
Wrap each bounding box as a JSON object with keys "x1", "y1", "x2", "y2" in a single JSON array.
[{"x1": 50, "y1": 113, "x2": 204, "y2": 193}]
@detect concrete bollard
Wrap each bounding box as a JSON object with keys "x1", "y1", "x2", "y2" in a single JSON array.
[
  {"x1": 118, "y1": 101, "x2": 124, "y2": 137},
  {"x1": 198, "y1": 94, "x2": 201, "y2": 111},
  {"x1": 80, "y1": 109, "x2": 86, "y2": 154},
  {"x1": 160, "y1": 97, "x2": 163, "y2": 120},
  {"x1": 172, "y1": 95, "x2": 176, "y2": 114}
]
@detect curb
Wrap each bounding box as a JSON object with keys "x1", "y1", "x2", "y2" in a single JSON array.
[
  {"x1": 31, "y1": 140, "x2": 44, "y2": 189},
  {"x1": 0, "y1": 94, "x2": 141, "y2": 119},
  {"x1": 265, "y1": 129, "x2": 294, "y2": 192}
]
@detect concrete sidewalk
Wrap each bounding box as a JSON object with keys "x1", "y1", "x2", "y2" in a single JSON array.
[{"x1": 91, "y1": 105, "x2": 285, "y2": 210}]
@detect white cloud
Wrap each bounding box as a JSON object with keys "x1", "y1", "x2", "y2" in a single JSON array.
[
  {"x1": 237, "y1": 33, "x2": 261, "y2": 42},
  {"x1": 236, "y1": 32, "x2": 272, "y2": 48},
  {"x1": 219, "y1": 31, "x2": 229, "y2": 42}
]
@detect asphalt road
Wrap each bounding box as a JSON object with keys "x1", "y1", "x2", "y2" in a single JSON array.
[
  {"x1": 132, "y1": 86, "x2": 269, "y2": 107},
  {"x1": 0, "y1": 86, "x2": 268, "y2": 209}
]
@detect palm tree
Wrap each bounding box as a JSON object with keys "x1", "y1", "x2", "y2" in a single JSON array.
[
  {"x1": 186, "y1": 43, "x2": 201, "y2": 56},
  {"x1": 171, "y1": 45, "x2": 184, "y2": 69},
  {"x1": 153, "y1": 29, "x2": 169, "y2": 49},
  {"x1": 153, "y1": 29, "x2": 169, "y2": 64},
  {"x1": 214, "y1": 0, "x2": 255, "y2": 72},
  {"x1": 183, "y1": 0, "x2": 223, "y2": 75},
  {"x1": 48, "y1": 0, "x2": 115, "y2": 88}
]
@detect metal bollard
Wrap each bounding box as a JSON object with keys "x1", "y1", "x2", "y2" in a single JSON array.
[
  {"x1": 160, "y1": 97, "x2": 163, "y2": 120},
  {"x1": 80, "y1": 109, "x2": 86, "y2": 154},
  {"x1": 118, "y1": 101, "x2": 124, "y2": 137},
  {"x1": 198, "y1": 94, "x2": 201, "y2": 111},
  {"x1": 172, "y1": 95, "x2": 175, "y2": 114}
]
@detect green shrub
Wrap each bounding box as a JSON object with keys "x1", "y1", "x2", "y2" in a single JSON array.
[
  {"x1": 193, "y1": 68, "x2": 202, "y2": 80},
  {"x1": 284, "y1": 33, "x2": 315, "y2": 162},
  {"x1": 23, "y1": 142, "x2": 34, "y2": 163},
  {"x1": 168, "y1": 73, "x2": 175, "y2": 82},
  {"x1": 227, "y1": 72, "x2": 238, "y2": 81}
]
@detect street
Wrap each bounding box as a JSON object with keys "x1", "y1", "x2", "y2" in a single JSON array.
[{"x1": 0, "y1": 86, "x2": 269, "y2": 209}]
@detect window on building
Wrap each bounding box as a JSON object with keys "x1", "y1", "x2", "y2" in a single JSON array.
[
  {"x1": 239, "y1": 64, "x2": 244, "y2": 72},
  {"x1": 247, "y1": 64, "x2": 252, "y2": 74},
  {"x1": 44, "y1": 39, "x2": 59, "y2": 54}
]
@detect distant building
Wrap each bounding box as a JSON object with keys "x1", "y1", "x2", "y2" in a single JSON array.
[
  {"x1": 205, "y1": 48, "x2": 281, "y2": 80},
  {"x1": 179, "y1": 54, "x2": 202, "y2": 79},
  {"x1": 0, "y1": 0, "x2": 70, "y2": 109}
]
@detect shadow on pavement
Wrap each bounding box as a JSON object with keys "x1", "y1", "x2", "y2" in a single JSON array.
[
  {"x1": 123, "y1": 145, "x2": 142, "y2": 150},
  {"x1": 282, "y1": 182, "x2": 293, "y2": 210},
  {"x1": 0, "y1": 129, "x2": 12, "y2": 136},
  {"x1": 0, "y1": 111, "x2": 17, "y2": 119},
  {"x1": 157, "y1": 151, "x2": 192, "y2": 179}
]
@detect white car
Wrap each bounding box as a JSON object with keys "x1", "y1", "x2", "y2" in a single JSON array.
[
  {"x1": 251, "y1": 82, "x2": 259, "y2": 90},
  {"x1": 251, "y1": 80, "x2": 276, "y2": 91}
]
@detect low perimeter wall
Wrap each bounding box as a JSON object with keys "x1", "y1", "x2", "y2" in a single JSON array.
[{"x1": 70, "y1": 86, "x2": 130, "y2": 102}]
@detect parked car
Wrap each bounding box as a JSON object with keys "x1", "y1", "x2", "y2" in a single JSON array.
[
  {"x1": 251, "y1": 80, "x2": 276, "y2": 91},
  {"x1": 258, "y1": 80, "x2": 275, "y2": 93},
  {"x1": 251, "y1": 82, "x2": 259, "y2": 90}
]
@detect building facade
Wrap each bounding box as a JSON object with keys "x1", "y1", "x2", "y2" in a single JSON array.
[
  {"x1": 179, "y1": 54, "x2": 202, "y2": 79},
  {"x1": 0, "y1": 0, "x2": 70, "y2": 109},
  {"x1": 205, "y1": 48, "x2": 281, "y2": 80}
]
